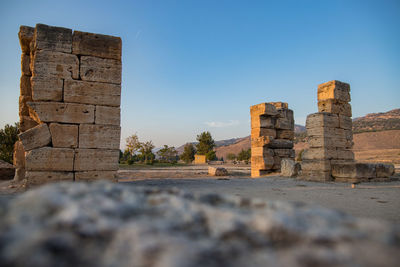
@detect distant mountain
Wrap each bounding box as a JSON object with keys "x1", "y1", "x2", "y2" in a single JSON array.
[{"x1": 352, "y1": 108, "x2": 400, "y2": 133}]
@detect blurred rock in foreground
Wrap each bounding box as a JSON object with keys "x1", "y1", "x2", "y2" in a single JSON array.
[{"x1": 0, "y1": 182, "x2": 399, "y2": 267}]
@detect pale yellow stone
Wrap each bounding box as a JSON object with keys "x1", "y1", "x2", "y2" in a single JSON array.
[
  {"x1": 26, "y1": 147, "x2": 74, "y2": 171},
  {"x1": 80, "y1": 56, "x2": 121, "y2": 84},
  {"x1": 31, "y1": 77, "x2": 63, "y2": 101},
  {"x1": 28, "y1": 102, "x2": 95, "y2": 124},
  {"x1": 268, "y1": 102, "x2": 288, "y2": 109},
  {"x1": 95, "y1": 106, "x2": 120, "y2": 125},
  {"x1": 72, "y1": 31, "x2": 122, "y2": 60},
  {"x1": 18, "y1": 26, "x2": 34, "y2": 53},
  {"x1": 251, "y1": 147, "x2": 274, "y2": 157},
  {"x1": 251, "y1": 136, "x2": 274, "y2": 147},
  {"x1": 251, "y1": 115, "x2": 275, "y2": 129},
  {"x1": 250, "y1": 103, "x2": 277, "y2": 116},
  {"x1": 302, "y1": 148, "x2": 337, "y2": 160},
  {"x1": 31, "y1": 50, "x2": 79, "y2": 79},
  {"x1": 318, "y1": 100, "x2": 352, "y2": 117},
  {"x1": 18, "y1": 123, "x2": 51, "y2": 151},
  {"x1": 49, "y1": 123, "x2": 78, "y2": 148},
  {"x1": 33, "y1": 24, "x2": 72, "y2": 53},
  {"x1": 79, "y1": 124, "x2": 120, "y2": 149},
  {"x1": 21, "y1": 53, "x2": 31, "y2": 76},
  {"x1": 64, "y1": 80, "x2": 121, "y2": 107},
  {"x1": 251, "y1": 128, "x2": 276, "y2": 139},
  {"x1": 301, "y1": 159, "x2": 331, "y2": 172},
  {"x1": 74, "y1": 149, "x2": 119, "y2": 171},
  {"x1": 317, "y1": 80, "x2": 350, "y2": 102},
  {"x1": 251, "y1": 155, "x2": 274, "y2": 170}
]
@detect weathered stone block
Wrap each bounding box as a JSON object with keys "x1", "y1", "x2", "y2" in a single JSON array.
[
  {"x1": 79, "y1": 124, "x2": 120, "y2": 149},
  {"x1": 208, "y1": 167, "x2": 228, "y2": 176},
  {"x1": 318, "y1": 99, "x2": 352, "y2": 117},
  {"x1": 31, "y1": 77, "x2": 63, "y2": 101},
  {"x1": 19, "y1": 95, "x2": 32, "y2": 116},
  {"x1": 276, "y1": 130, "x2": 294, "y2": 140},
  {"x1": 250, "y1": 103, "x2": 277, "y2": 116},
  {"x1": 28, "y1": 102, "x2": 95, "y2": 124},
  {"x1": 306, "y1": 127, "x2": 344, "y2": 138},
  {"x1": 251, "y1": 136, "x2": 274, "y2": 147},
  {"x1": 26, "y1": 171, "x2": 74, "y2": 186},
  {"x1": 33, "y1": 24, "x2": 72, "y2": 53},
  {"x1": 13, "y1": 141, "x2": 26, "y2": 181},
  {"x1": 276, "y1": 109, "x2": 294, "y2": 121},
  {"x1": 281, "y1": 158, "x2": 301, "y2": 177},
  {"x1": 302, "y1": 148, "x2": 337, "y2": 160},
  {"x1": 251, "y1": 128, "x2": 276, "y2": 139},
  {"x1": 251, "y1": 147, "x2": 274, "y2": 157},
  {"x1": 49, "y1": 123, "x2": 78, "y2": 148},
  {"x1": 375, "y1": 163, "x2": 395, "y2": 178},
  {"x1": 306, "y1": 112, "x2": 339, "y2": 129},
  {"x1": 268, "y1": 139, "x2": 293, "y2": 149},
  {"x1": 251, "y1": 115, "x2": 275, "y2": 129},
  {"x1": 75, "y1": 171, "x2": 117, "y2": 182},
  {"x1": 301, "y1": 170, "x2": 332, "y2": 182},
  {"x1": 301, "y1": 159, "x2": 331, "y2": 172},
  {"x1": 18, "y1": 26, "x2": 34, "y2": 53},
  {"x1": 251, "y1": 155, "x2": 274, "y2": 170},
  {"x1": 308, "y1": 136, "x2": 347, "y2": 148},
  {"x1": 317, "y1": 80, "x2": 350, "y2": 103},
  {"x1": 19, "y1": 116, "x2": 38, "y2": 132},
  {"x1": 95, "y1": 106, "x2": 121, "y2": 125},
  {"x1": 25, "y1": 147, "x2": 74, "y2": 171},
  {"x1": 80, "y1": 56, "x2": 121, "y2": 84},
  {"x1": 72, "y1": 31, "x2": 122, "y2": 60},
  {"x1": 64, "y1": 80, "x2": 121, "y2": 107},
  {"x1": 31, "y1": 50, "x2": 79, "y2": 79},
  {"x1": 269, "y1": 102, "x2": 288, "y2": 109},
  {"x1": 272, "y1": 156, "x2": 282, "y2": 170},
  {"x1": 336, "y1": 149, "x2": 354, "y2": 160},
  {"x1": 275, "y1": 117, "x2": 294, "y2": 130},
  {"x1": 18, "y1": 123, "x2": 51, "y2": 151},
  {"x1": 21, "y1": 54, "x2": 31, "y2": 76},
  {"x1": 74, "y1": 149, "x2": 119, "y2": 171},
  {"x1": 331, "y1": 163, "x2": 376, "y2": 179},
  {"x1": 339, "y1": 115, "x2": 352, "y2": 130},
  {"x1": 273, "y1": 149, "x2": 295, "y2": 158},
  {"x1": 20, "y1": 75, "x2": 32, "y2": 97}
]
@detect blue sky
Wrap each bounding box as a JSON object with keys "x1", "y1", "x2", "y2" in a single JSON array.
[{"x1": 0, "y1": 0, "x2": 399, "y2": 148}]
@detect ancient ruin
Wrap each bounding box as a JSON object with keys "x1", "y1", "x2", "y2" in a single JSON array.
[
  {"x1": 250, "y1": 102, "x2": 295, "y2": 177},
  {"x1": 15, "y1": 24, "x2": 122, "y2": 185},
  {"x1": 301, "y1": 80, "x2": 394, "y2": 182}
]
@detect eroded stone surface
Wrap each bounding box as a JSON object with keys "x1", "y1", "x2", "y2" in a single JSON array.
[
  {"x1": 25, "y1": 171, "x2": 74, "y2": 185},
  {"x1": 28, "y1": 102, "x2": 95, "y2": 124},
  {"x1": 74, "y1": 149, "x2": 119, "y2": 171},
  {"x1": 208, "y1": 167, "x2": 228, "y2": 176},
  {"x1": 95, "y1": 106, "x2": 120, "y2": 125},
  {"x1": 33, "y1": 23, "x2": 72, "y2": 53},
  {"x1": 79, "y1": 124, "x2": 120, "y2": 149},
  {"x1": 80, "y1": 56, "x2": 121, "y2": 84},
  {"x1": 0, "y1": 182, "x2": 399, "y2": 267},
  {"x1": 25, "y1": 147, "x2": 74, "y2": 171},
  {"x1": 280, "y1": 158, "x2": 301, "y2": 177},
  {"x1": 72, "y1": 31, "x2": 122, "y2": 60},
  {"x1": 31, "y1": 50, "x2": 79, "y2": 79},
  {"x1": 49, "y1": 123, "x2": 78, "y2": 148},
  {"x1": 18, "y1": 123, "x2": 51, "y2": 151},
  {"x1": 0, "y1": 160, "x2": 15, "y2": 180},
  {"x1": 18, "y1": 26, "x2": 34, "y2": 53}
]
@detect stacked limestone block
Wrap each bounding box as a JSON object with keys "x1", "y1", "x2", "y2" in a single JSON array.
[
  {"x1": 250, "y1": 102, "x2": 295, "y2": 177},
  {"x1": 16, "y1": 24, "x2": 121, "y2": 185},
  {"x1": 302, "y1": 80, "x2": 354, "y2": 181}
]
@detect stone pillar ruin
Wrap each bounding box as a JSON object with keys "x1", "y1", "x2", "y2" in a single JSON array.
[
  {"x1": 15, "y1": 24, "x2": 122, "y2": 185},
  {"x1": 250, "y1": 102, "x2": 295, "y2": 177},
  {"x1": 301, "y1": 80, "x2": 354, "y2": 181}
]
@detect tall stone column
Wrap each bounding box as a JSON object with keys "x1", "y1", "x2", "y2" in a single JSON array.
[
  {"x1": 250, "y1": 102, "x2": 295, "y2": 177},
  {"x1": 16, "y1": 24, "x2": 122, "y2": 185}
]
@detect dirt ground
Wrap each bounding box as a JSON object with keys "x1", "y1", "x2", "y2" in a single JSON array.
[{"x1": 2, "y1": 164, "x2": 400, "y2": 224}]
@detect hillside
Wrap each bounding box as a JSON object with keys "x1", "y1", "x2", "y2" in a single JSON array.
[{"x1": 353, "y1": 108, "x2": 400, "y2": 133}]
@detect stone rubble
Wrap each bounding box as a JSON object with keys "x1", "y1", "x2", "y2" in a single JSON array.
[
  {"x1": 250, "y1": 102, "x2": 295, "y2": 177},
  {"x1": 208, "y1": 166, "x2": 228, "y2": 176},
  {"x1": 0, "y1": 182, "x2": 399, "y2": 267},
  {"x1": 15, "y1": 24, "x2": 121, "y2": 184}
]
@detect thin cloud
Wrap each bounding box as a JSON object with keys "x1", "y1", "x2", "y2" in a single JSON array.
[{"x1": 204, "y1": 120, "x2": 240, "y2": 128}]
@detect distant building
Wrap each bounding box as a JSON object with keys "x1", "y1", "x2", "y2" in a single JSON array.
[{"x1": 194, "y1": 154, "x2": 207, "y2": 164}]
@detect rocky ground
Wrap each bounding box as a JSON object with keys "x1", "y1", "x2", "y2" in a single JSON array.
[{"x1": 1, "y1": 181, "x2": 399, "y2": 267}]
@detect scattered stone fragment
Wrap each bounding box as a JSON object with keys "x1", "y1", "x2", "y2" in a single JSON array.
[
  {"x1": 0, "y1": 160, "x2": 15, "y2": 180},
  {"x1": 280, "y1": 158, "x2": 301, "y2": 177},
  {"x1": 208, "y1": 167, "x2": 228, "y2": 176}
]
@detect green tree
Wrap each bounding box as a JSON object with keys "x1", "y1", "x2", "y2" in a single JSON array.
[
  {"x1": 180, "y1": 143, "x2": 196, "y2": 163},
  {"x1": 157, "y1": 145, "x2": 178, "y2": 163},
  {"x1": 206, "y1": 150, "x2": 217, "y2": 161},
  {"x1": 140, "y1": 141, "x2": 155, "y2": 164},
  {"x1": 196, "y1": 131, "x2": 215, "y2": 160},
  {"x1": 226, "y1": 153, "x2": 237, "y2": 161},
  {"x1": 0, "y1": 123, "x2": 19, "y2": 164},
  {"x1": 126, "y1": 134, "x2": 141, "y2": 157},
  {"x1": 237, "y1": 148, "x2": 251, "y2": 161}
]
